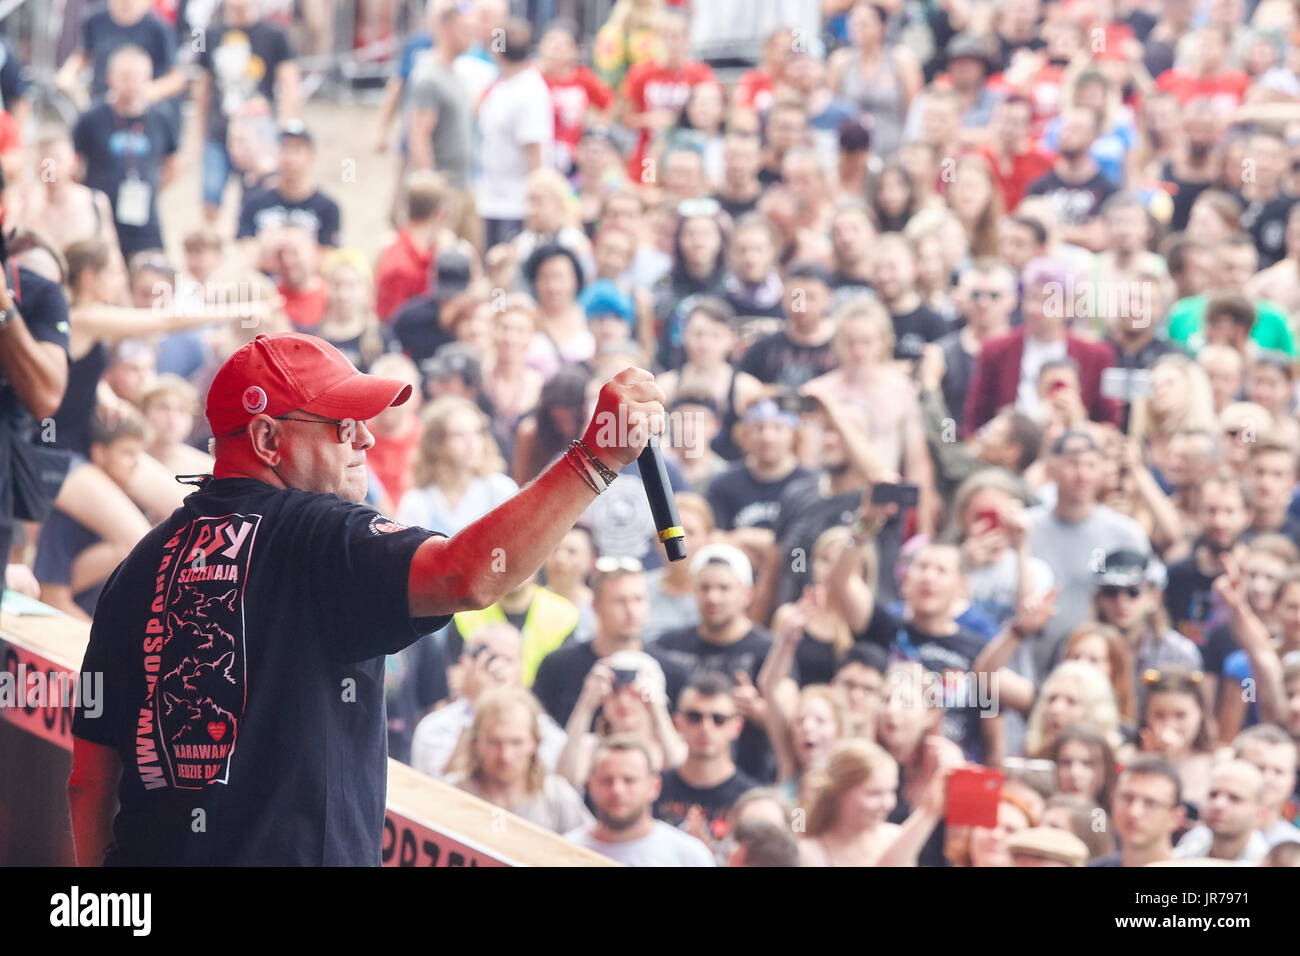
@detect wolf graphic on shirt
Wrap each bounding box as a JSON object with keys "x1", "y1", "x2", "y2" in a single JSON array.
[{"x1": 149, "y1": 514, "x2": 259, "y2": 789}]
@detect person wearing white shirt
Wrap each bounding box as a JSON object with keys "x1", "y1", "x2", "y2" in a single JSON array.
[
  {"x1": 1172, "y1": 760, "x2": 1272, "y2": 864},
  {"x1": 566, "y1": 736, "x2": 716, "y2": 866},
  {"x1": 475, "y1": 18, "x2": 554, "y2": 249}
]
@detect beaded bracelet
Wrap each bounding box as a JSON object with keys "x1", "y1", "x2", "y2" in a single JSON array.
[{"x1": 570, "y1": 439, "x2": 619, "y2": 485}]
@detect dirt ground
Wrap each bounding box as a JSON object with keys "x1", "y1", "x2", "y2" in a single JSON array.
[{"x1": 163, "y1": 92, "x2": 403, "y2": 264}]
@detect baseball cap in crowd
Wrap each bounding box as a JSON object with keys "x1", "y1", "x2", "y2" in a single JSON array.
[
  {"x1": 433, "y1": 249, "x2": 473, "y2": 302},
  {"x1": 1096, "y1": 548, "x2": 1167, "y2": 590},
  {"x1": 784, "y1": 261, "x2": 834, "y2": 287},
  {"x1": 945, "y1": 32, "x2": 995, "y2": 70},
  {"x1": 207, "y1": 332, "x2": 412, "y2": 438},
  {"x1": 279, "y1": 118, "x2": 314, "y2": 147},
  {"x1": 1022, "y1": 257, "x2": 1073, "y2": 291},
  {"x1": 690, "y1": 542, "x2": 754, "y2": 587},
  {"x1": 1006, "y1": 827, "x2": 1089, "y2": 867},
  {"x1": 580, "y1": 279, "x2": 635, "y2": 327},
  {"x1": 743, "y1": 398, "x2": 800, "y2": 429},
  {"x1": 422, "y1": 342, "x2": 482, "y2": 388},
  {"x1": 1051, "y1": 429, "x2": 1099, "y2": 456}
]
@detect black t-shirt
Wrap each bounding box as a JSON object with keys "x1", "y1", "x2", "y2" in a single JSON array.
[
  {"x1": 72, "y1": 477, "x2": 450, "y2": 865},
  {"x1": 713, "y1": 190, "x2": 761, "y2": 222},
  {"x1": 938, "y1": 331, "x2": 973, "y2": 430},
  {"x1": 1248, "y1": 194, "x2": 1296, "y2": 269},
  {"x1": 654, "y1": 625, "x2": 789, "y2": 783},
  {"x1": 891, "y1": 303, "x2": 949, "y2": 360},
  {"x1": 1160, "y1": 161, "x2": 1213, "y2": 233},
  {"x1": 794, "y1": 632, "x2": 838, "y2": 687},
  {"x1": 1025, "y1": 167, "x2": 1118, "y2": 226},
  {"x1": 705, "y1": 461, "x2": 811, "y2": 532},
  {"x1": 531, "y1": 639, "x2": 688, "y2": 728},
  {"x1": 857, "y1": 604, "x2": 991, "y2": 761},
  {"x1": 738, "y1": 330, "x2": 837, "y2": 387},
  {"x1": 0, "y1": 37, "x2": 28, "y2": 111},
  {"x1": 655, "y1": 767, "x2": 760, "y2": 837},
  {"x1": 1163, "y1": 551, "x2": 1226, "y2": 649},
  {"x1": 237, "y1": 188, "x2": 342, "y2": 247},
  {"x1": 1200, "y1": 622, "x2": 1241, "y2": 678},
  {"x1": 391, "y1": 294, "x2": 453, "y2": 378},
  {"x1": 198, "y1": 19, "x2": 293, "y2": 143},
  {"x1": 72, "y1": 103, "x2": 179, "y2": 256},
  {"x1": 82, "y1": 10, "x2": 176, "y2": 99}
]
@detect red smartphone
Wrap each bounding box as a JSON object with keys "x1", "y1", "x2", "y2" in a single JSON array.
[
  {"x1": 945, "y1": 766, "x2": 1004, "y2": 829},
  {"x1": 974, "y1": 508, "x2": 1001, "y2": 532}
]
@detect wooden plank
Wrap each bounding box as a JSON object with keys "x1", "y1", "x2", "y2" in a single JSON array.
[{"x1": 0, "y1": 606, "x2": 614, "y2": 867}]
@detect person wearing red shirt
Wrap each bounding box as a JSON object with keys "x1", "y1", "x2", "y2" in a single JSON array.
[
  {"x1": 619, "y1": 9, "x2": 715, "y2": 182},
  {"x1": 540, "y1": 24, "x2": 615, "y2": 174},
  {"x1": 270, "y1": 226, "x2": 328, "y2": 331},
  {"x1": 375, "y1": 171, "x2": 448, "y2": 322},
  {"x1": 977, "y1": 95, "x2": 1056, "y2": 211},
  {"x1": 1156, "y1": 24, "x2": 1251, "y2": 110},
  {"x1": 734, "y1": 27, "x2": 795, "y2": 116},
  {"x1": 365, "y1": 352, "x2": 424, "y2": 513}
]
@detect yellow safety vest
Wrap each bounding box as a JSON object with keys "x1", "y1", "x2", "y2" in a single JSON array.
[{"x1": 453, "y1": 587, "x2": 579, "y2": 686}]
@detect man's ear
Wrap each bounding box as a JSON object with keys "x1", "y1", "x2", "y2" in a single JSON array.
[
  {"x1": 247, "y1": 415, "x2": 280, "y2": 463},
  {"x1": 1170, "y1": 802, "x2": 1187, "y2": 834}
]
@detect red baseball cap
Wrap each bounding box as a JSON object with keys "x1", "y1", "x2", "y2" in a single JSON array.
[{"x1": 206, "y1": 333, "x2": 413, "y2": 438}]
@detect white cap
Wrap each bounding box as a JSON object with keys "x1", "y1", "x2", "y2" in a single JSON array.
[{"x1": 690, "y1": 542, "x2": 754, "y2": 588}]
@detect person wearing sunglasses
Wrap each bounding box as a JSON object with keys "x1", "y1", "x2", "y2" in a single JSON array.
[
  {"x1": 932, "y1": 259, "x2": 1018, "y2": 435},
  {"x1": 655, "y1": 672, "x2": 759, "y2": 860},
  {"x1": 1091, "y1": 548, "x2": 1201, "y2": 704}
]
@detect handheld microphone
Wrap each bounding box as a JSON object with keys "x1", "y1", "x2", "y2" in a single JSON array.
[{"x1": 638, "y1": 434, "x2": 686, "y2": 561}]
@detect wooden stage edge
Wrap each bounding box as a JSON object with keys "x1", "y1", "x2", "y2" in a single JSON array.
[{"x1": 0, "y1": 606, "x2": 616, "y2": 867}]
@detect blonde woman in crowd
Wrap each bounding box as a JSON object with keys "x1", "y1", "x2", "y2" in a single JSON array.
[
  {"x1": 397, "y1": 396, "x2": 517, "y2": 536},
  {"x1": 1023, "y1": 659, "x2": 1124, "y2": 758},
  {"x1": 314, "y1": 249, "x2": 386, "y2": 373}
]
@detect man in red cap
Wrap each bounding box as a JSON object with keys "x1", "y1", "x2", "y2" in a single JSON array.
[{"x1": 67, "y1": 332, "x2": 665, "y2": 865}]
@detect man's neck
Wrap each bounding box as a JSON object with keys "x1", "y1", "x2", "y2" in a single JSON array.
[
  {"x1": 886, "y1": 290, "x2": 919, "y2": 314},
  {"x1": 1122, "y1": 838, "x2": 1172, "y2": 867},
  {"x1": 498, "y1": 61, "x2": 530, "y2": 81},
  {"x1": 826, "y1": 468, "x2": 863, "y2": 497},
  {"x1": 1209, "y1": 830, "x2": 1251, "y2": 861},
  {"x1": 1115, "y1": 326, "x2": 1153, "y2": 352},
  {"x1": 500, "y1": 583, "x2": 536, "y2": 614},
  {"x1": 1026, "y1": 324, "x2": 1066, "y2": 345},
  {"x1": 747, "y1": 454, "x2": 797, "y2": 482},
  {"x1": 969, "y1": 319, "x2": 1009, "y2": 346},
  {"x1": 112, "y1": 96, "x2": 147, "y2": 118},
  {"x1": 593, "y1": 813, "x2": 655, "y2": 844},
  {"x1": 1057, "y1": 155, "x2": 1096, "y2": 181},
  {"x1": 405, "y1": 220, "x2": 438, "y2": 251},
  {"x1": 1054, "y1": 497, "x2": 1096, "y2": 524},
  {"x1": 678, "y1": 754, "x2": 736, "y2": 789},
  {"x1": 435, "y1": 45, "x2": 460, "y2": 68},
  {"x1": 721, "y1": 177, "x2": 760, "y2": 201},
  {"x1": 787, "y1": 316, "x2": 829, "y2": 346},
  {"x1": 479, "y1": 775, "x2": 528, "y2": 808},
  {"x1": 698, "y1": 616, "x2": 751, "y2": 646},
  {"x1": 591, "y1": 629, "x2": 639, "y2": 659},
  {"x1": 278, "y1": 176, "x2": 314, "y2": 202},
  {"x1": 909, "y1": 609, "x2": 958, "y2": 636}
]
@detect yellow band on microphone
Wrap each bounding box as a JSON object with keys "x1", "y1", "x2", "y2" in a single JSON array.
[{"x1": 658, "y1": 526, "x2": 684, "y2": 542}]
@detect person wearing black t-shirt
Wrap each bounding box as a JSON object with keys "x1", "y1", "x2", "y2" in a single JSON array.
[
  {"x1": 1025, "y1": 106, "x2": 1117, "y2": 253},
  {"x1": 59, "y1": 0, "x2": 186, "y2": 111},
  {"x1": 1235, "y1": 130, "x2": 1293, "y2": 269},
  {"x1": 738, "y1": 262, "x2": 838, "y2": 388},
  {"x1": 532, "y1": 566, "x2": 685, "y2": 728},
  {"x1": 828, "y1": 203, "x2": 876, "y2": 300},
  {"x1": 1164, "y1": 474, "x2": 1253, "y2": 651},
  {"x1": 713, "y1": 130, "x2": 764, "y2": 222},
  {"x1": 72, "y1": 46, "x2": 179, "y2": 260},
  {"x1": 656, "y1": 673, "x2": 760, "y2": 853},
  {"x1": 706, "y1": 399, "x2": 809, "y2": 536},
  {"x1": 0, "y1": 228, "x2": 72, "y2": 589},
  {"x1": 856, "y1": 543, "x2": 999, "y2": 763},
  {"x1": 195, "y1": 0, "x2": 299, "y2": 219},
  {"x1": 872, "y1": 233, "x2": 950, "y2": 363},
  {"x1": 1245, "y1": 441, "x2": 1300, "y2": 552},
  {"x1": 67, "y1": 333, "x2": 667, "y2": 865},
  {"x1": 237, "y1": 121, "x2": 342, "y2": 250},
  {"x1": 655, "y1": 544, "x2": 794, "y2": 783},
  {"x1": 1160, "y1": 103, "x2": 1219, "y2": 232}
]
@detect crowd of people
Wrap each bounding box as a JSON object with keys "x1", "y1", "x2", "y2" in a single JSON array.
[{"x1": 5, "y1": 0, "x2": 1300, "y2": 867}]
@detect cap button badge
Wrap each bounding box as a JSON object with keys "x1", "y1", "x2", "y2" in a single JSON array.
[{"x1": 242, "y1": 385, "x2": 268, "y2": 414}]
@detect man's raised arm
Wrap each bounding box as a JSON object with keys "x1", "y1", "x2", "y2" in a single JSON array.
[{"x1": 408, "y1": 369, "x2": 665, "y2": 618}]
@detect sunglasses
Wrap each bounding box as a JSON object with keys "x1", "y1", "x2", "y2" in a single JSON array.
[
  {"x1": 1100, "y1": 585, "x2": 1142, "y2": 599},
  {"x1": 275, "y1": 415, "x2": 356, "y2": 444},
  {"x1": 595, "y1": 555, "x2": 644, "y2": 574},
  {"x1": 681, "y1": 710, "x2": 734, "y2": 726},
  {"x1": 970, "y1": 289, "x2": 1004, "y2": 300}
]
